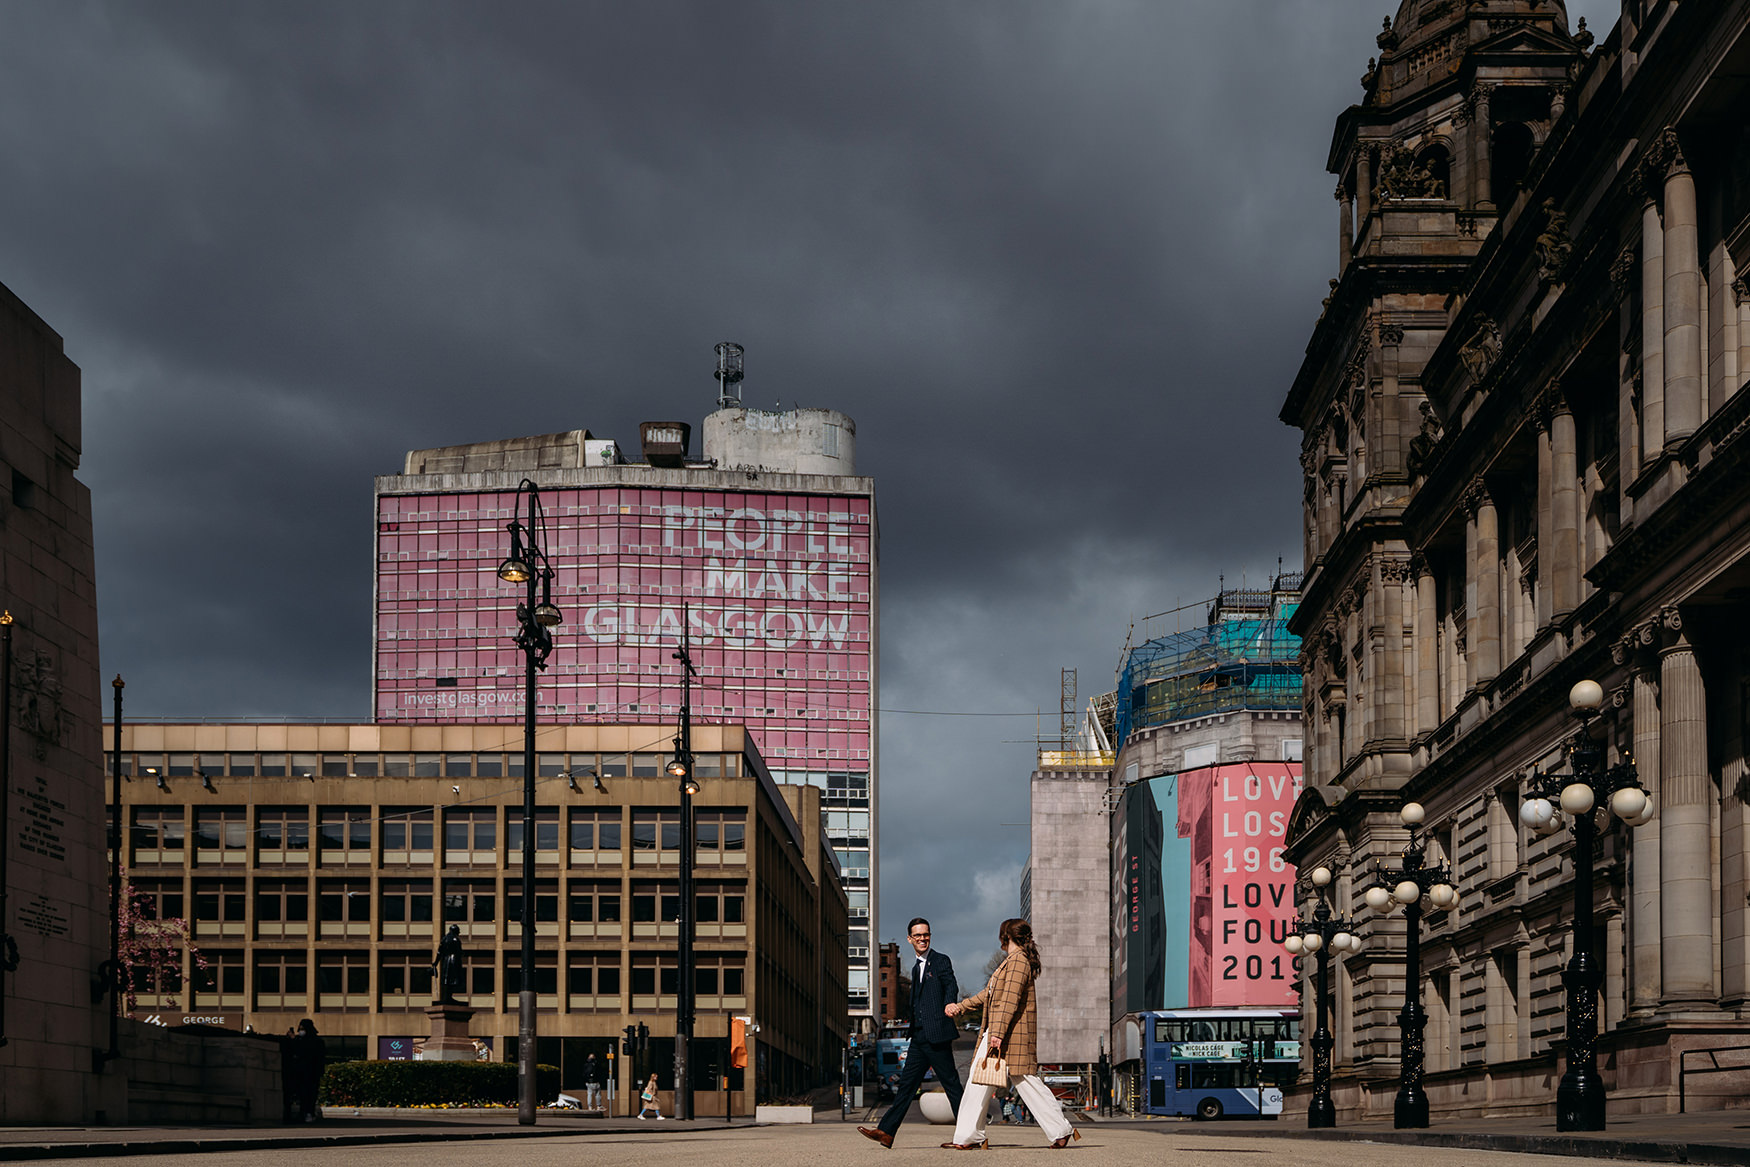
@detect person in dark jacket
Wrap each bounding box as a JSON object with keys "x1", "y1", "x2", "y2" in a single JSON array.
[
  {"x1": 858, "y1": 917, "x2": 967, "y2": 1148},
  {"x1": 291, "y1": 1018, "x2": 326, "y2": 1122}
]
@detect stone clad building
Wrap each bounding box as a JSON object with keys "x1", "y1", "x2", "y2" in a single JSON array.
[
  {"x1": 103, "y1": 720, "x2": 848, "y2": 1114},
  {"x1": 1281, "y1": 0, "x2": 1750, "y2": 1120}
]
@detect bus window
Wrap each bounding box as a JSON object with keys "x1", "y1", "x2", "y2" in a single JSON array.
[
  {"x1": 1191, "y1": 1064, "x2": 1239, "y2": 1090},
  {"x1": 1150, "y1": 1078, "x2": 1166, "y2": 1109}
]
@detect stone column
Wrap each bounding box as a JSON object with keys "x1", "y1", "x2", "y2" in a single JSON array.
[
  {"x1": 1472, "y1": 86, "x2": 1494, "y2": 207},
  {"x1": 1535, "y1": 410, "x2": 1554, "y2": 628},
  {"x1": 1380, "y1": 560, "x2": 1406, "y2": 742},
  {"x1": 1356, "y1": 146, "x2": 1374, "y2": 225},
  {"x1": 1640, "y1": 188, "x2": 1666, "y2": 462},
  {"x1": 1546, "y1": 384, "x2": 1580, "y2": 617},
  {"x1": 1612, "y1": 248, "x2": 1642, "y2": 493},
  {"x1": 1338, "y1": 184, "x2": 1353, "y2": 271},
  {"x1": 1659, "y1": 610, "x2": 1715, "y2": 1006},
  {"x1": 1465, "y1": 481, "x2": 1501, "y2": 685},
  {"x1": 1360, "y1": 580, "x2": 1378, "y2": 746},
  {"x1": 1662, "y1": 131, "x2": 1703, "y2": 445},
  {"x1": 1379, "y1": 326, "x2": 1403, "y2": 476},
  {"x1": 1414, "y1": 556, "x2": 1438, "y2": 735},
  {"x1": 1622, "y1": 634, "x2": 1662, "y2": 1014},
  {"x1": 1737, "y1": 277, "x2": 1750, "y2": 387},
  {"x1": 1710, "y1": 249, "x2": 1738, "y2": 410}
]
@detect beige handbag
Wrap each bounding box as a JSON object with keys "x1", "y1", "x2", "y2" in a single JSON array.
[{"x1": 970, "y1": 1038, "x2": 1010, "y2": 1088}]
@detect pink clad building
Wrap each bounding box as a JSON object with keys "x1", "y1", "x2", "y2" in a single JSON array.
[{"x1": 371, "y1": 394, "x2": 880, "y2": 1020}]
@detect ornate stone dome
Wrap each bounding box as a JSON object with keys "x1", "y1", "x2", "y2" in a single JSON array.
[{"x1": 1383, "y1": 0, "x2": 1571, "y2": 58}]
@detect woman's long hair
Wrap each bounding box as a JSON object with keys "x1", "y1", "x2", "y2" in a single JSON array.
[{"x1": 999, "y1": 917, "x2": 1043, "y2": 979}]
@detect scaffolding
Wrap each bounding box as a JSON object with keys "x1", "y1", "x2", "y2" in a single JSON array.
[{"x1": 1114, "y1": 575, "x2": 1304, "y2": 746}]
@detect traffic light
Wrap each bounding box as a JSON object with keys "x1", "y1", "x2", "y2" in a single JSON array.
[
  {"x1": 730, "y1": 1018, "x2": 748, "y2": 1069},
  {"x1": 622, "y1": 1025, "x2": 636, "y2": 1056},
  {"x1": 637, "y1": 1022, "x2": 649, "y2": 1052}
]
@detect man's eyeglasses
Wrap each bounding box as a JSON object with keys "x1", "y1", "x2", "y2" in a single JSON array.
[{"x1": 910, "y1": 932, "x2": 930, "y2": 940}]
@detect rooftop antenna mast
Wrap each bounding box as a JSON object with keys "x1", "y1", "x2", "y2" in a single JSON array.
[
  {"x1": 1061, "y1": 668, "x2": 1078, "y2": 751},
  {"x1": 715, "y1": 342, "x2": 744, "y2": 409}
]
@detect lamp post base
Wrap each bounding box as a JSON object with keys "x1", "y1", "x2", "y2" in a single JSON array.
[
  {"x1": 1306, "y1": 1098, "x2": 1336, "y2": 1128},
  {"x1": 1393, "y1": 1087, "x2": 1429, "y2": 1130},
  {"x1": 1556, "y1": 1074, "x2": 1606, "y2": 1131}
]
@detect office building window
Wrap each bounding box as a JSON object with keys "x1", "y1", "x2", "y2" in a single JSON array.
[
  {"x1": 694, "y1": 811, "x2": 747, "y2": 854},
  {"x1": 506, "y1": 807, "x2": 560, "y2": 854},
  {"x1": 132, "y1": 808, "x2": 185, "y2": 862},
  {"x1": 566, "y1": 952, "x2": 622, "y2": 1007},
  {"x1": 192, "y1": 879, "x2": 247, "y2": 937},
  {"x1": 631, "y1": 881, "x2": 680, "y2": 925},
  {"x1": 694, "y1": 883, "x2": 746, "y2": 925},
  {"x1": 133, "y1": 878, "x2": 185, "y2": 921},
  {"x1": 193, "y1": 808, "x2": 248, "y2": 863},
  {"x1": 192, "y1": 949, "x2": 245, "y2": 1007},
  {"x1": 444, "y1": 808, "x2": 497, "y2": 863},
  {"x1": 254, "y1": 879, "x2": 309, "y2": 938},
  {"x1": 254, "y1": 951, "x2": 309, "y2": 1009},
  {"x1": 255, "y1": 806, "x2": 311, "y2": 862},
  {"x1": 379, "y1": 952, "x2": 435, "y2": 1008},
  {"x1": 316, "y1": 951, "x2": 371, "y2": 1010},
  {"x1": 317, "y1": 879, "x2": 371, "y2": 938},
  {"x1": 631, "y1": 810, "x2": 681, "y2": 857},
  {"x1": 442, "y1": 879, "x2": 497, "y2": 937},
  {"x1": 568, "y1": 809, "x2": 622, "y2": 856},
  {"x1": 382, "y1": 807, "x2": 434, "y2": 862},
  {"x1": 317, "y1": 807, "x2": 372, "y2": 864},
  {"x1": 380, "y1": 879, "x2": 434, "y2": 936},
  {"x1": 506, "y1": 878, "x2": 559, "y2": 934},
  {"x1": 567, "y1": 880, "x2": 622, "y2": 925}
]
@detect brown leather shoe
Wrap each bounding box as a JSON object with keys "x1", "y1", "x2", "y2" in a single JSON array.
[
  {"x1": 858, "y1": 1127, "x2": 894, "y2": 1149},
  {"x1": 1049, "y1": 1129, "x2": 1082, "y2": 1148}
]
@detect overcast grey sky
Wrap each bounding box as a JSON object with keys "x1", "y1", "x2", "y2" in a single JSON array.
[{"x1": 0, "y1": 1, "x2": 1615, "y2": 975}]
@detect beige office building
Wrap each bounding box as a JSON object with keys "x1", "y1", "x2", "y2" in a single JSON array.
[{"x1": 105, "y1": 720, "x2": 848, "y2": 1114}]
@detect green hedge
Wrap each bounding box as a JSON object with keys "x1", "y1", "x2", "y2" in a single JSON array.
[{"x1": 322, "y1": 1060, "x2": 562, "y2": 1108}]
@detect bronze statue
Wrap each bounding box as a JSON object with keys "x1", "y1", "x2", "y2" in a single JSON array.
[{"x1": 433, "y1": 924, "x2": 466, "y2": 1003}]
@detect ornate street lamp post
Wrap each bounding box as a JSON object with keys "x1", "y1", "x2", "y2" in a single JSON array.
[
  {"x1": 667, "y1": 605, "x2": 701, "y2": 1120},
  {"x1": 1363, "y1": 802, "x2": 1458, "y2": 1130},
  {"x1": 1283, "y1": 864, "x2": 1359, "y2": 1127},
  {"x1": 497, "y1": 479, "x2": 562, "y2": 1125},
  {"x1": 1519, "y1": 678, "x2": 1653, "y2": 1132}
]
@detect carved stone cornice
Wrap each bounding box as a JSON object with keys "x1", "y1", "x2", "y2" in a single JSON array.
[
  {"x1": 1408, "y1": 552, "x2": 1432, "y2": 580},
  {"x1": 1379, "y1": 324, "x2": 1406, "y2": 348},
  {"x1": 1336, "y1": 183, "x2": 1351, "y2": 203},
  {"x1": 1534, "y1": 378, "x2": 1571, "y2": 429},
  {"x1": 1609, "y1": 247, "x2": 1638, "y2": 296},
  {"x1": 1734, "y1": 276, "x2": 1749, "y2": 303},
  {"x1": 1660, "y1": 128, "x2": 1690, "y2": 178},
  {"x1": 1461, "y1": 478, "x2": 1493, "y2": 516},
  {"x1": 1380, "y1": 558, "x2": 1413, "y2": 585}
]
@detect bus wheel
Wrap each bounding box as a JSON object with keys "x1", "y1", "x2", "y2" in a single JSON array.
[{"x1": 1195, "y1": 1098, "x2": 1223, "y2": 1120}]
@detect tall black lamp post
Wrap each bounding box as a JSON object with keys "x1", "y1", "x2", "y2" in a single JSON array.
[
  {"x1": 667, "y1": 606, "x2": 700, "y2": 1120},
  {"x1": 497, "y1": 479, "x2": 562, "y2": 1126},
  {"x1": 1519, "y1": 678, "x2": 1653, "y2": 1131},
  {"x1": 1362, "y1": 802, "x2": 1458, "y2": 1130},
  {"x1": 1283, "y1": 864, "x2": 1359, "y2": 1127}
]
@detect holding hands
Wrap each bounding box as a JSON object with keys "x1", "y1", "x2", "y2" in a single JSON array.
[{"x1": 944, "y1": 1002, "x2": 961, "y2": 1018}]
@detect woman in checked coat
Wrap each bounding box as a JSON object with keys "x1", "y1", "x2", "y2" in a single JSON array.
[{"x1": 942, "y1": 917, "x2": 1078, "y2": 1149}]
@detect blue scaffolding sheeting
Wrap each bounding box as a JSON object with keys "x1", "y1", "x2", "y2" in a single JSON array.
[{"x1": 1115, "y1": 587, "x2": 1302, "y2": 745}]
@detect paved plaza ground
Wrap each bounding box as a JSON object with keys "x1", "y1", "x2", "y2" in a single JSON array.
[{"x1": 4, "y1": 1110, "x2": 1748, "y2": 1167}]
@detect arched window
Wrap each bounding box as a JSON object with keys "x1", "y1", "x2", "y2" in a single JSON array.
[{"x1": 1492, "y1": 123, "x2": 1535, "y2": 206}]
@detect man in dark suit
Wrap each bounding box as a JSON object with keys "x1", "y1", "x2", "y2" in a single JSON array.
[{"x1": 859, "y1": 917, "x2": 966, "y2": 1148}]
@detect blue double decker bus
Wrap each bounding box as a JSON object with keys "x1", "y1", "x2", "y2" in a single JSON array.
[{"x1": 1142, "y1": 1008, "x2": 1301, "y2": 1119}]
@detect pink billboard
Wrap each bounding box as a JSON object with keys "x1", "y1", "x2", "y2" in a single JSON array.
[
  {"x1": 373, "y1": 486, "x2": 874, "y2": 773},
  {"x1": 1176, "y1": 762, "x2": 1301, "y2": 1008}
]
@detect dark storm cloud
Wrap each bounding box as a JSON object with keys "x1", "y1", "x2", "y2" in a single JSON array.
[{"x1": 0, "y1": 0, "x2": 1618, "y2": 967}]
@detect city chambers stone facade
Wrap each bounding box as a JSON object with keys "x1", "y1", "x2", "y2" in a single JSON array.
[{"x1": 1281, "y1": 0, "x2": 1750, "y2": 1120}]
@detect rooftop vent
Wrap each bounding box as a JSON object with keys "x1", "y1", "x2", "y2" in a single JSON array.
[{"x1": 640, "y1": 421, "x2": 692, "y2": 468}]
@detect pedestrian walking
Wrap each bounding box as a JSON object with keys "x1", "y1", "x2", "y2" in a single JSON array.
[
  {"x1": 638, "y1": 1073, "x2": 665, "y2": 1120},
  {"x1": 942, "y1": 918, "x2": 1078, "y2": 1149}
]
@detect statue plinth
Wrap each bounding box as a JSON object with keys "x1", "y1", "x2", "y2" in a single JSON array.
[{"x1": 420, "y1": 1002, "x2": 478, "y2": 1061}]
